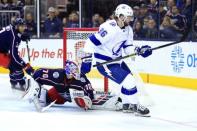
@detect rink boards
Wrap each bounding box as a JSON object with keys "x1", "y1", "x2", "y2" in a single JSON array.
[{"x1": 0, "y1": 39, "x2": 196, "y2": 90}]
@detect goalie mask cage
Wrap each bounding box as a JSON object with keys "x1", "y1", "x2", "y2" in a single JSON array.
[{"x1": 63, "y1": 28, "x2": 108, "y2": 93}]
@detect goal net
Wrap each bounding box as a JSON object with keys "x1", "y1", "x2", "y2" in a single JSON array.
[{"x1": 63, "y1": 28, "x2": 108, "y2": 93}]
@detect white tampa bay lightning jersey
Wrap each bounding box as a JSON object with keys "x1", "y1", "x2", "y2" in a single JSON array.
[{"x1": 84, "y1": 19, "x2": 136, "y2": 63}]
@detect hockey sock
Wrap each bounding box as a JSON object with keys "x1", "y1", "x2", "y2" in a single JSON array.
[{"x1": 120, "y1": 74, "x2": 139, "y2": 104}]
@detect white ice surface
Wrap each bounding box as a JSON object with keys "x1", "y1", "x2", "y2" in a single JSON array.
[{"x1": 0, "y1": 74, "x2": 197, "y2": 131}]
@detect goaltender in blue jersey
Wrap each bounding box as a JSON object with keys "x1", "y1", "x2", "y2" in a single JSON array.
[{"x1": 81, "y1": 4, "x2": 153, "y2": 116}]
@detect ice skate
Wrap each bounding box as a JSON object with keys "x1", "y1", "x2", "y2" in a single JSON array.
[
  {"x1": 11, "y1": 83, "x2": 26, "y2": 92},
  {"x1": 122, "y1": 103, "x2": 150, "y2": 117}
]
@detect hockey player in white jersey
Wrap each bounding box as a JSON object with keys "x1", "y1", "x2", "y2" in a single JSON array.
[{"x1": 81, "y1": 4, "x2": 152, "y2": 116}]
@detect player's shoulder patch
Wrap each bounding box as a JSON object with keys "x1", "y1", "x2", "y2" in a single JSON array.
[
  {"x1": 109, "y1": 21, "x2": 116, "y2": 26},
  {"x1": 80, "y1": 77, "x2": 86, "y2": 83},
  {"x1": 106, "y1": 20, "x2": 117, "y2": 27},
  {"x1": 53, "y1": 71, "x2": 60, "y2": 78}
]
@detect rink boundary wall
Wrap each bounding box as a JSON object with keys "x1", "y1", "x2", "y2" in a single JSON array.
[
  {"x1": 0, "y1": 67, "x2": 196, "y2": 90},
  {"x1": 0, "y1": 39, "x2": 196, "y2": 90}
]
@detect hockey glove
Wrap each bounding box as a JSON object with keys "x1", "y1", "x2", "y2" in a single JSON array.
[
  {"x1": 135, "y1": 45, "x2": 152, "y2": 58},
  {"x1": 80, "y1": 55, "x2": 92, "y2": 74},
  {"x1": 24, "y1": 63, "x2": 34, "y2": 75},
  {"x1": 21, "y1": 33, "x2": 30, "y2": 42}
]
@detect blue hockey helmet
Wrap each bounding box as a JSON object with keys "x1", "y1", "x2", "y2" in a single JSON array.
[
  {"x1": 13, "y1": 18, "x2": 26, "y2": 26},
  {"x1": 65, "y1": 60, "x2": 80, "y2": 80}
]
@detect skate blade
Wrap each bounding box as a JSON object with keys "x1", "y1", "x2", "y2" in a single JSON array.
[
  {"x1": 122, "y1": 110, "x2": 134, "y2": 113},
  {"x1": 134, "y1": 112, "x2": 151, "y2": 117}
]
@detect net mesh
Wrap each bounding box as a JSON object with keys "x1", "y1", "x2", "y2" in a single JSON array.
[{"x1": 64, "y1": 29, "x2": 108, "y2": 92}]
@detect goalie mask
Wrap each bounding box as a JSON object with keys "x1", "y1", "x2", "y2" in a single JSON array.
[{"x1": 65, "y1": 60, "x2": 80, "y2": 80}]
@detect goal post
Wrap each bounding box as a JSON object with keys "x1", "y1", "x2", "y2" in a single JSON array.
[{"x1": 63, "y1": 28, "x2": 108, "y2": 93}]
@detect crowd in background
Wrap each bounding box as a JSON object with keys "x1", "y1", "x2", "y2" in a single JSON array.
[{"x1": 0, "y1": 0, "x2": 197, "y2": 40}]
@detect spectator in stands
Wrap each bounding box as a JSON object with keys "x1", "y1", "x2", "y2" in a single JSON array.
[
  {"x1": 131, "y1": 6, "x2": 140, "y2": 27},
  {"x1": 138, "y1": 4, "x2": 153, "y2": 29},
  {"x1": 108, "y1": 13, "x2": 114, "y2": 20},
  {"x1": 86, "y1": 13, "x2": 100, "y2": 27},
  {"x1": 160, "y1": 15, "x2": 177, "y2": 39},
  {"x1": 62, "y1": 17, "x2": 68, "y2": 28},
  {"x1": 133, "y1": 6, "x2": 140, "y2": 18},
  {"x1": 0, "y1": 1, "x2": 3, "y2": 9},
  {"x1": 10, "y1": 16, "x2": 16, "y2": 25},
  {"x1": 25, "y1": 12, "x2": 36, "y2": 38},
  {"x1": 133, "y1": 21, "x2": 145, "y2": 39},
  {"x1": 1, "y1": 0, "x2": 11, "y2": 10},
  {"x1": 167, "y1": 5, "x2": 187, "y2": 38},
  {"x1": 55, "y1": 6, "x2": 67, "y2": 21},
  {"x1": 138, "y1": 4, "x2": 149, "y2": 22},
  {"x1": 99, "y1": 16, "x2": 105, "y2": 25},
  {"x1": 193, "y1": 11, "x2": 197, "y2": 39},
  {"x1": 67, "y1": 11, "x2": 79, "y2": 28},
  {"x1": 144, "y1": 18, "x2": 158, "y2": 39},
  {"x1": 176, "y1": 0, "x2": 185, "y2": 10},
  {"x1": 159, "y1": 3, "x2": 167, "y2": 23},
  {"x1": 14, "y1": 0, "x2": 25, "y2": 17},
  {"x1": 166, "y1": 0, "x2": 176, "y2": 15},
  {"x1": 182, "y1": 0, "x2": 192, "y2": 27},
  {"x1": 25, "y1": 0, "x2": 34, "y2": 5},
  {"x1": 147, "y1": 0, "x2": 158, "y2": 20},
  {"x1": 44, "y1": 7, "x2": 62, "y2": 38},
  {"x1": 142, "y1": 17, "x2": 149, "y2": 31}
]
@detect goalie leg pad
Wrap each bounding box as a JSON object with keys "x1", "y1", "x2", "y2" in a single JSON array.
[{"x1": 74, "y1": 96, "x2": 92, "y2": 110}]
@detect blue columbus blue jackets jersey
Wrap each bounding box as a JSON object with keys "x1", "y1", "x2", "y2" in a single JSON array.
[
  {"x1": 0, "y1": 25, "x2": 26, "y2": 67},
  {"x1": 33, "y1": 68, "x2": 94, "y2": 99}
]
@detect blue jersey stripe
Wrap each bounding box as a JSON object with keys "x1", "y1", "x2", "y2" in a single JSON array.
[
  {"x1": 89, "y1": 35, "x2": 102, "y2": 46},
  {"x1": 123, "y1": 44, "x2": 133, "y2": 49},
  {"x1": 121, "y1": 86, "x2": 137, "y2": 95},
  {"x1": 94, "y1": 53, "x2": 113, "y2": 61}
]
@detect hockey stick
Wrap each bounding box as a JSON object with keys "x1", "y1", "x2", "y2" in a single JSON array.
[
  {"x1": 93, "y1": 26, "x2": 191, "y2": 67},
  {"x1": 25, "y1": 41, "x2": 31, "y2": 91},
  {"x1": 26, "y1": 41, "x2": 31, "y2": 62}
]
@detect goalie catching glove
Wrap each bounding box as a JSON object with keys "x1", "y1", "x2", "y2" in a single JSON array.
[{"x1": 135, "y1": 45, "x2": 152, "y2": 58}]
